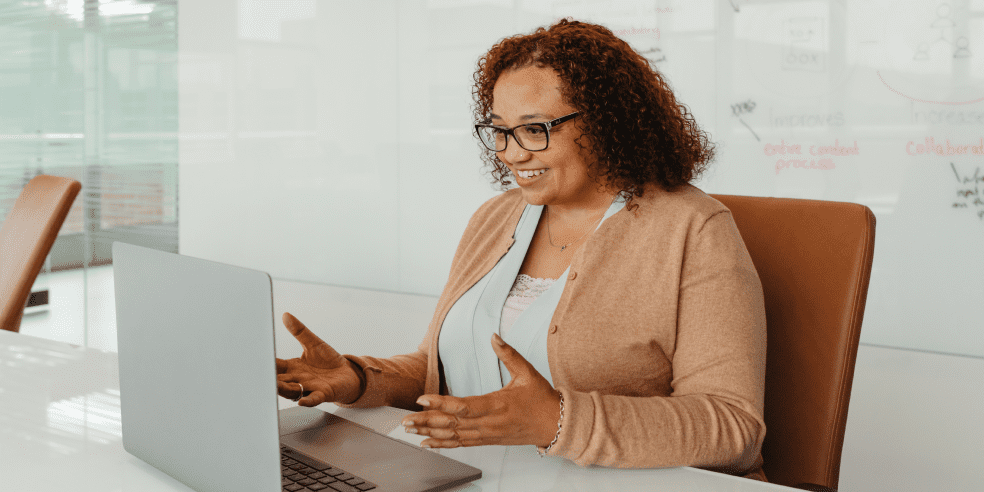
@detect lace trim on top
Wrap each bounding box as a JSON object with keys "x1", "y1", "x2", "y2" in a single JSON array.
[
  {"x1": 499, "y1": 274, "x2": 558, "y2": 363},
  {"x1": 508, "y1": 273, "x2": 556, "y2": 298}
]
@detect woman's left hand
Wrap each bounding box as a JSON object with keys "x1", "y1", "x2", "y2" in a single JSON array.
[{"x1": 401, "y1": 333, "x2": 562, "y2": 449}]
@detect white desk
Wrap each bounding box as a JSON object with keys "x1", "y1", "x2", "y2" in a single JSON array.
[{"x1": 0, "y1": 329, "x2": 799, "y2": 491}]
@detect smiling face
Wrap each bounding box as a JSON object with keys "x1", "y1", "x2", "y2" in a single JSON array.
[{"x1": 491, "y1": 65, "x2": 613, "y2": 213}]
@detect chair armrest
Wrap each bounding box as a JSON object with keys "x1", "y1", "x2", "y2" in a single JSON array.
[{"x1": 793, "y1": 483, "x2": 836, "y2": 492}]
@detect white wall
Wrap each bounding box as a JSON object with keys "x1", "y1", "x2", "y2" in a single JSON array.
[
  {"x1": 179, "y1": 0, "x2": 984, "y2": 358},
  {"x1": 177, "y1": 0, "x2": 723, "y2": 298},
  {"x1": 179, "y1": 0, "x2": 505, "y2": 296}
]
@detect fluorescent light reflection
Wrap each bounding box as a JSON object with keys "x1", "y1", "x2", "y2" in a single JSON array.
[
  {"x1": 46, "y1": 389, "x2": 123, "y2": 449},
  {"x1": 238, "y1": 0, "x2": 316, "y2": 41},
  {"x1": 0, "y1": 133, "x2": 84, "y2": 140},
  {"x1": 43, "y1": 0, "x2": 155, "y2": 22},
  {"x1": 1, "y1": 343, "x2": 77, "y2": 368}
]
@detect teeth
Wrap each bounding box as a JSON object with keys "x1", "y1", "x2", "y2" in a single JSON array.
[{"x1": 519, "y1": 169, "x2": 548, "y2": 178}]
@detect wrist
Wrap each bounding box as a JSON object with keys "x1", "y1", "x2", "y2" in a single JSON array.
[
  {"x1": 539, "y1": 391, "x2": 561, "y2": 446},
  {"x1": 537, "y1": 390, "x2": 564, "y2": 455},
  {"x1": 343, "y1": 358, "x2": 367, "y2": 404}
]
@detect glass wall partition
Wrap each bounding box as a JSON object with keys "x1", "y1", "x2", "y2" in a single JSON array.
[{"x1": 0, "y1": 0, "x2": 178, "y2": 350}]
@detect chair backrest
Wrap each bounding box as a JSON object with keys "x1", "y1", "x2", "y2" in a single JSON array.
[
  {"x1": 1, "y1": 175, "x2": 82, "y2": 332},
  {"x1": 711, "y1": 194, "x2": 876, "y2": 491}
]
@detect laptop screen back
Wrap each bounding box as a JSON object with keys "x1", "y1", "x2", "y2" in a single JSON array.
[{"x1": 113, "y1": 242, "x2": 282, "y2": 492}]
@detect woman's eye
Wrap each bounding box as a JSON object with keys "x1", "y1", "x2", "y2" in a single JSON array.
[{"x1": 524, "y1": 126, "x2": 545, "y2": 135}]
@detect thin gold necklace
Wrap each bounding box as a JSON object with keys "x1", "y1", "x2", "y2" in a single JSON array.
[{"x1": 545, "y1": 196, "x2": 616, "y2": 251}]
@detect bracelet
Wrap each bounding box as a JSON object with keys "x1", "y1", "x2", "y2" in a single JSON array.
[{"x1": 537, "y1": 390, "x2": 564, "y2": 457}]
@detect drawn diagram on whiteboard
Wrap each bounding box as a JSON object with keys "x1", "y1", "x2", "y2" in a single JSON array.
[
  {"x1": 553, "y1": 1, "x2": 670, "y2": 66},
  {"x1": 950, "y1": 162, "x2": 984, "y2": 221},
  {"x1": 639, "y1": 47, "x2": 666, "y2": 63},
  {"x1": 738, "y1": 0, "x2": 854, "y2": 98},
  {"x1": 912, "y1": 3, "x2": 971, "y2": 60},
  {"x1": 782, "y1": 17, "x2": 824, "y2": 72},
  {"x1": 731, "y1": 99, "x2": 760, "y2": 141},
  {"x1": 867, "y1": 0, "x2": 983, "y2": 105}
]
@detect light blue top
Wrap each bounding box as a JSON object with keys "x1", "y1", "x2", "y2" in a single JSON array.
[{"x1": 438, "y1": 197, "x2": 626, "y2": 397}]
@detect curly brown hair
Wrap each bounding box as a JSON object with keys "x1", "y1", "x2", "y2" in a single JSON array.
[{"x1": 471, "y1": 19, "x2": 715, "y2": 209}]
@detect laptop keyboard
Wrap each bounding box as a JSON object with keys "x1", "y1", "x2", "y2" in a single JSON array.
[{"x1": 281, "y1": 445, "x2": 377, "y2": 492}]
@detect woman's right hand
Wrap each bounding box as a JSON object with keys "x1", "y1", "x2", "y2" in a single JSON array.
[{"x1": 275, "y1": 312, "x2": 364, "y2": 406}]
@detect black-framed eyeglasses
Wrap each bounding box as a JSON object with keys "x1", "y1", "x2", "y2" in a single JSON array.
[{"x1": 474, "y1": 112, "x2": 579, "y2": 152}]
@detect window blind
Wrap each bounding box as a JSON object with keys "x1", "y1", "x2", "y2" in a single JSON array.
[{"x1": 0, "y1": 0, "x2": 178, "y2": 273}]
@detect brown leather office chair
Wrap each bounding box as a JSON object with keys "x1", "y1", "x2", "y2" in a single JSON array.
[
  {"x1": 1, "y1": 175, "x2": 82, "y2": 332},
  {"x1": 711, "y1": 194, "x2": 876, "y2": 492}
]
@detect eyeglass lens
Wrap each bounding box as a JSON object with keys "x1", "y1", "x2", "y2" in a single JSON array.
[{"x1": 477, "y1": 124, "x2": 549, "y2": 152}]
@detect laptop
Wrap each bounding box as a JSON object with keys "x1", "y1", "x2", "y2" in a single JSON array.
[{"x1": 112, "y1": 241, "x2": 482, "y2": 492}]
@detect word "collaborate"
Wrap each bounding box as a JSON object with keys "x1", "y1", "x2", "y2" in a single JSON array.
[{"x1": 906, "y1": 137, "x2": 984, "y2": 156}]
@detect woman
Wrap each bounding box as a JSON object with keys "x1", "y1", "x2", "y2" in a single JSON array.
[{"x1": 276, "y1": 19, "x2": 767, "y2": 481}]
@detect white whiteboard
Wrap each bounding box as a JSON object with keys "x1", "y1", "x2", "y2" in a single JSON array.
[{"x1": 563, "y1": 0, "x2": 984, "y2": 357}]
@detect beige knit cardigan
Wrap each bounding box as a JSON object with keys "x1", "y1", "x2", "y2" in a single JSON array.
[{"x1": 340, "y1": 183, "x2": 768, "y2": 481}]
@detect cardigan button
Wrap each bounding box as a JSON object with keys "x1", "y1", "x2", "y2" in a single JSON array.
[
  {"x1": 550, "y1": 325, "x2": 558, "y2": 334},
  {"x1": 569, "y1": 271, "x2": 577, "y2": 280}
]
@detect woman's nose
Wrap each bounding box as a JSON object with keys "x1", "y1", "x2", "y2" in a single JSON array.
[{"x1": 502, "y1": 135, "x2": 531, "y2": 162}]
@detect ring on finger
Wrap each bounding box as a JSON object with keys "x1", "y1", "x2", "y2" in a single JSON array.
[{"x1": 293, "y1": 383, "x2": 304, "y2": 402}]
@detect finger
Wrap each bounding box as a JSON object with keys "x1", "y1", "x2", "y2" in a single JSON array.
[
  {"x1": 275, "y1": 358, "x2": 289, "y2": 373},
  {"x1": 282, "y1": 312, "x2": 328, "y2": 349},
  {"x1": 441, "y1": 398, "x2": 473, "y2": 417},
  {"x1": 491, "y1": 333, "x2": 535, "y2": 379},
  {"x1": 411, "y1": 427, "x2": 468, "y2": 441},
  {"x1": 421, "y1": 438, "x2": 461, "y2": 449},
  {"x1": 277, "y1": 380, "x2": 303, "y2": 399},
  {"x1": 415, "y1": 426, "x2": 487, "y2": 444},
  {"x1": 277, "y1": 372, "x2": 314, "y2": 383},
  {"x1": 424, "y1": 438, "x2": 485, "y2": 448},
  {"x1": 409, "y1": 425, "x2": 456, "y2": 440},
  {"x1": 416, "y1": 395, "x2": 452, "y2": 412},
  {"x1": 297, "y1": 391, "x2": 327, "y2": 407},
  {"x1": 403, "y1": 410, "x2": 460, "y2": 429},
  {"x1": 417, "y1": 395, "x2": 489, "y2": 418},
  {"x1": 427, "y1": 428, "x2": 488, "y2": 447},
  {"x1": 276, "y1": 380, "x2": 304, "y2": 393},
  {"x1": 406, "y1": 416, "x2": 491, "y2": 440}
]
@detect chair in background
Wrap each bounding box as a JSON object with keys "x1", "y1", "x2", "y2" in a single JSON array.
[
  {"x1": 1, "y1": 175, "x2": 82, "y2": 332},
  {"x1": 711, "y1": 194, "x2": 876, "y2": 492}
]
